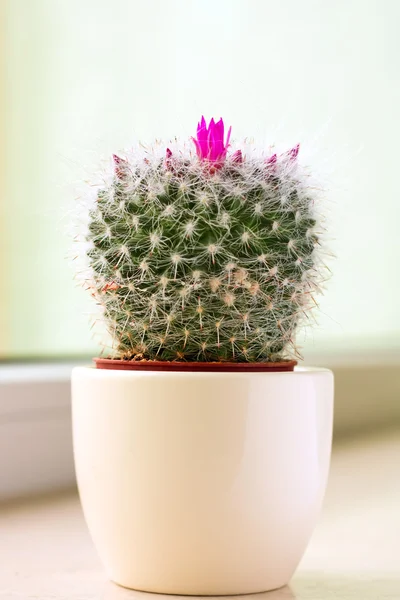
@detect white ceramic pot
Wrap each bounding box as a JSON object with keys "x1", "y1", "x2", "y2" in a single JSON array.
[{"x1": 72, "y1": 366, "x2": 333, "y2": 595}]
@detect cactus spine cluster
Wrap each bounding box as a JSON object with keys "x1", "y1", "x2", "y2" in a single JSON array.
[{"x1": 84, "y1": 118, "x2": 324, "y2": 363}]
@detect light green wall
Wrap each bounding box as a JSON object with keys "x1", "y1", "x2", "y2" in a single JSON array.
[{"x1": 3, "y1": 0, "x2": 400, "y2": 357}]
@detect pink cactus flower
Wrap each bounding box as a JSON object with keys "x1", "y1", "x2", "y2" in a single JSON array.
[{"x1": 192, "y1": 116, "x2": 232, "y2": 164}]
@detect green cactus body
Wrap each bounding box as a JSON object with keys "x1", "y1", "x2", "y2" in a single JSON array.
[{"x1": 84, "y1": 136, "x2": 322, "y2": 363}]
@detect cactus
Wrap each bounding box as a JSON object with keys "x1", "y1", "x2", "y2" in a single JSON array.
[{"x1": 83, "y1": 117, "x2": 325, "y2": 363}]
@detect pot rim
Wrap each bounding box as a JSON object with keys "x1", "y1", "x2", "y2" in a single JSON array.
[{"x1": 94, "y1": 357, "x2": 298, "y2": 373}]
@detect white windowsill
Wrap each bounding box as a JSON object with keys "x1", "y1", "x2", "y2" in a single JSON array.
[{"x1": 0, "y1": 362, "x2": 87, "y2": 501}]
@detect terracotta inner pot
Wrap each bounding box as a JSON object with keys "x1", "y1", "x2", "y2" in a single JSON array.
[{"x1": 94, "y1": 358, "x2": 297, "y2": 372}]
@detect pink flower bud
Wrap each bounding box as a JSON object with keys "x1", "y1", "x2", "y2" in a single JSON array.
[
  {"x1": 232, "y1": 150, "x2": 243, "y2": 163},
  {"x1": 288, "y1": 144, "x2": 300, "y2": 160},
  {"x1": 113, "y1": 154, "x2": 129, "y2": 179}
]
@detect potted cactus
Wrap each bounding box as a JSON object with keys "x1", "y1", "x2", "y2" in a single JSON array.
[{"x1": 72, "y1": 117, "x2": 333, "y2": 595}]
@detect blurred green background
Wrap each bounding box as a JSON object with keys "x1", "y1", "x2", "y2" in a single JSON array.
[{"x1": 2, "y1": 0, "x2": 399, "y2": 359}]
